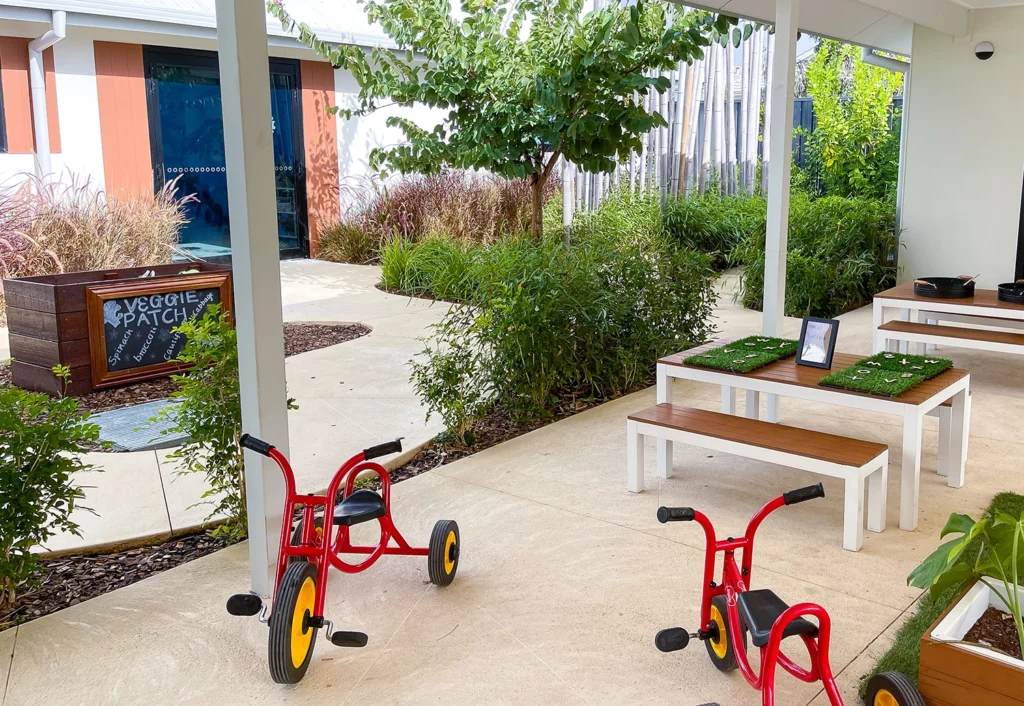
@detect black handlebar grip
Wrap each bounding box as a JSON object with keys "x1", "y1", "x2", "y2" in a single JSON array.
[
  {"x1": 783, "y1": 483, "x2": 826, "y2": 506},
  {"x1": 363, "y1": 439, "x2": 403, "y2": 460},
  {"x1": 239, "y1": 434, "x2": 274, "y2": 457},
  {"x1": 657, "y1": 507, "x2": 696, "y2": 523}
]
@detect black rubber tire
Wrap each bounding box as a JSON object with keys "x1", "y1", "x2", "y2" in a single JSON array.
[
  {"x1": 864, "y1": 672, "x2": 925, "y2": 706},
  {"x1": 268, "y1": 562, "x2": 318, "y2": 684},
  {"x1": 288, "y1": 516, "x2": 324, "y2": 565},
  {"x1": 705, "y1": 594, "x2": 746, "y2": 672},
  {"x1": 428, "y1": 520, "x2": 460, "y2": 586}
]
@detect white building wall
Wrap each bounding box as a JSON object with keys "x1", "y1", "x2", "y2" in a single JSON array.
[
  {"x1": 899, "y1": 7, "x2": 1024, "y2": 287},
  {"x1": 50, "y1": 35, "x2": 105, "y2": 190}
]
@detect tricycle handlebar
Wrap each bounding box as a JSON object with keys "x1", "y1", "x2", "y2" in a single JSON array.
[
  {"x1": 657, "y1": 507, "x2": 696, "y2": 523},
  {"x1": 783, "y1": 483, "x2": 825, "y2": 506},
  {"x1": 363, "y1": 438, "x2": 403, "y2": 460},
  {"x1": 240, "y1": 434, "x2": 275, "y2": 457}
]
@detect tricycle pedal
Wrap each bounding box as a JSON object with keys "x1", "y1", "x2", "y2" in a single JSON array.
[
  {"x1": 329, "y1": 630, "x2": 368, "y2": 648},
  {"x1": 655, "y1": 627, "x2": 691, "y2": 653},
  {"x1": 226, "y1": 593, "x2": 263, "y2": 617}
]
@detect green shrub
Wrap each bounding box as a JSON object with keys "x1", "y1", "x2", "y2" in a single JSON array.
[
  {"x1": 0, "y1": 383, "x2": 100, "y2": 607},
  {"x1": 407, "y1": 216, "x2": 716, "y2": 438},
  {"x1": 736, "y1": 193, "x2": 897, "y2": 318},
  {"x1": 567, "y1": 189, "x2": 666, "y2": 248},
  {"x1": 663, "y1": 193, "x2": 767, "y2": 269},
  {"x1": 316, "y1": 219, "x2": 378, "y2": 264},
  {"x1": 160, "y1": 306, "x2": 296, "y2": 541},
  {"x1": 379, "y1": 236, "x2": 474, "y2": 301}
]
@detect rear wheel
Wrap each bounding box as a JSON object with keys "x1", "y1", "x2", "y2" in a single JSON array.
[
  {"x1": 428, "y1": 520, "x2": 460, "y2": 586},
  {"x1": 705, "y1": 595, "x2": 746, "y2": 672},
  {"x1": 268, "y1": 562, "x2": 319, "y2": 684},
  {"x1": 865, "y1": 672, "x2": 925, "y2": 706}
]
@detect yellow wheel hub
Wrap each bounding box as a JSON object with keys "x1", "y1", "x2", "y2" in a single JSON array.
[
  {"x1": 874, "y1": 690, "x2": 899, "y2": 706},
  {"x1": 290, "y1": 576, "x2": 317, "y2": 669},
  {"x1": 443, "y1": 531, "x2": 457, "y2": 574},
  {"x1": 709, "y1": 604, "x2": 729, "y2": 659}
]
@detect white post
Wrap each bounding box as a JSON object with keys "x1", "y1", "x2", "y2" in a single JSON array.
[
  {"x1": 562, "y1": 157, "x2": 574, "y2": 247},
  {"x1": 762, "y1": 0, "x2": 799, "y2": 338},
  {"x1": 215, "y1": 0, "x2": 291, "y2": 596}
]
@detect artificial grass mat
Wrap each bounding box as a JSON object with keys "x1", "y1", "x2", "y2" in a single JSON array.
[
  {"x1": 859, "y1": 491, "x2": 1024, "y2": 696},
  {"x1": 684, "y1": 336, "x2": 798, "y2": 373},
  {"x1": 820, "y1": 353, "x2": 953, "y2": 397}
]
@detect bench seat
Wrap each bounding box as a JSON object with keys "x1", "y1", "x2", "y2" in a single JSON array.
[
  {"x1": 626, "y1": 404, "x2": 888, "y2": 551},
  {"x1": 879, "y1": 320, "x2": 1024, "y2": 354}
]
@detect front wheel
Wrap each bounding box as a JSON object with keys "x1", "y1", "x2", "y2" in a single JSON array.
[
  {"x1": 268, "y1": 562, "x2": 319, "y2": 684},
  {"x1": 428, "y1": 520, "x2": 460, "y2": 586},
  {"x1": 705, "y1": 594, "x2": 746, "y2": 672},
  {"x1": 865, "y1": 672, "x2": 925, "y2": 706}
]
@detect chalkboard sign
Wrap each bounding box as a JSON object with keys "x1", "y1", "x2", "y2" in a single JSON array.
[{"x1": 85, "y1": 272, "x2": 233, "y2": 389}]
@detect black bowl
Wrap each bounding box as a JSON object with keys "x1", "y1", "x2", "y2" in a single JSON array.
[
  {"x1": 913, "y1": 276, "x2": 976, "y2": 299},
  {"x1": 997, "y1": 282, "x2": 1024, "y2": 305}
]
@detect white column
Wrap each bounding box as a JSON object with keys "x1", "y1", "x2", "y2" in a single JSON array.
[
  {"x1": 761, "y1": 0, "x2": 799, "y2": 337},
  {"x1": 562, "y1": 157, "x2": 574, "y2": 247},
  {"x1": 215, "y1": 0, "x2": 291, "y2": 595}
]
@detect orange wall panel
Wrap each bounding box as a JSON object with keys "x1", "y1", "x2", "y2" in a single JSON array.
[
  {"x1": 0, "y1": 37, "x2": 60, "y2": 154},
  {"x1": 93, "y1": 41, "x2": 152, "y2": 198},
  {"x1": 300, "y1": 60, "x2": 340, "y2": 256}
]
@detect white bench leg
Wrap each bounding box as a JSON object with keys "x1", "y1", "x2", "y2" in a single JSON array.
[
  {"x1": 898, "y1": 308, "x2": 910, "y2": 354},
  {"x1": 844, "y1": 473, "x2": 866, "y2": 552},
  {"x1": 744, "y1": 390, "x2": 760, "y2": 419},
  {"x1": 948, "y1": 389, "x2": 969, "y2": 489},
  {"x1": 721, "y1": 386, "x2": 736, "y2": 415},
  {"x1": 867, "y1": 457, "x2": 888, "y2": 534},
  {"x1": 900, "y1": 408, "x2": 924, "y2": 531},
  {"x1": 937, "y1": 407, "x2": 951, "y2": 477},
  {"x1": 766, "y1": 393, "x2": 780, "y2": 423},
  {"x1": 626, "y1": 420, "x2": 644, "y2": 493},
  {"x1": 872, "y1": 300, "x2": 883, "y2": 354},
  {"x1": 657, "y1": 366, "x2": 674, "y2": 481}
]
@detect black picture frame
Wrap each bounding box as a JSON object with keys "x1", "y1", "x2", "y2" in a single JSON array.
[{"x1": 796, "y1": 316, "x2": 840, "y2": 369}]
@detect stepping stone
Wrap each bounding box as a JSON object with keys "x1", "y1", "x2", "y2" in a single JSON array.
[{"x1": 89, "y1": 400, "x2": 189, "y2": 453}]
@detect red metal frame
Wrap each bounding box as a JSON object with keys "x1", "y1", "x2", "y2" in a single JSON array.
[
  {"x1": 265, "y1": 447, "x2": 429, "y2": 618},
  {"x1": 688, "y1": 497, "x2": 844, "y2": 706}
]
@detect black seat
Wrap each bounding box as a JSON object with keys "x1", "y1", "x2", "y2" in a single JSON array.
[
  {"x1": 736, "y1": 589, "x2": 819, "y2": 648},
  {"x1": 332, "y1": 489, "x2": 386, "y2": 527}
]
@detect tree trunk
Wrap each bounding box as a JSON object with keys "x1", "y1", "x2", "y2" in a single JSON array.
[{"x1": 530, "y1": 175, "x2": 544, "y2": 241}]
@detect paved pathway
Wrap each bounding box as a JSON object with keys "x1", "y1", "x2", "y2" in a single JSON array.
[{"x1": 38, "y1": 261, "x2": 448, "y2": 553}]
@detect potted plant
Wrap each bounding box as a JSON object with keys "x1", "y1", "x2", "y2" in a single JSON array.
[{"x1": 906, "y1": 510, "x2": 1024, "y2": 705}]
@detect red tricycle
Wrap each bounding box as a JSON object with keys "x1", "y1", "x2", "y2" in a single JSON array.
[
  {"x1": 654, "y1": 484, "x2": 926, "y2": 706},
  {"x1": 226, "y1": 435, "x2": 461, "y2": 684}
]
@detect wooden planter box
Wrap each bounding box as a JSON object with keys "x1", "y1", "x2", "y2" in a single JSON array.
[
  {"x1": 4, "y1": 263, "x2": 231, "y2": 395},
  {"x1": 919, "y1": 581, "x2": 1024, "y2": 706}
]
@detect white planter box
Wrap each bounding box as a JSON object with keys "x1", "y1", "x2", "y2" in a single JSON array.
[{"x1": 930, "y1": 580, "x2": 1024, "y2": 670}]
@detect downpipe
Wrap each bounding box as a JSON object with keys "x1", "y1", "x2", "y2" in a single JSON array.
[{"x1": 29, "y1": 9, "x2": 66, "y2": 180}]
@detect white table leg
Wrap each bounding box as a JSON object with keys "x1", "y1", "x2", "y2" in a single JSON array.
[
  {"x1": 936, "y1": 407, "x2": 951, "y2": 477},
  {"x1": 656, "y1": 365, "x2": 674, "y2": 480},
  {"x1": 744, "y1": 390, "x2": 760, "y2": 419},
  {"x1": 872, "y1": 299, "x2": 883, "y2": 354},
  {"x1": 867, "y1": 456, "x2": 888, "y2": 534},
  {"x1": 843, "y1": 473, "x2": 866, "y2": 552},
  {"x1": 626, "y1": 420, "x2": 644, "y2": 492},
  {"x1": 766, "y1": 393, "x2": 780, "y2": 423},
  {"x1": 915, "y1": 311, "x2": 928, "y2": 355},
  {"x1": 900, "y1": 408, "x2": 923, "y2": 531},
  {"x1": 898, "y1": 308, "x2": 910, "y2": 354},
  {"x1": 948, "y1": 386, "x2": 969, "y2": 489},
  {"x1": 721, "y1": 386, "x2": 736, "y2": 415}
]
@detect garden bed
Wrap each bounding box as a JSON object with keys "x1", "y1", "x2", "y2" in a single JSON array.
[{"x1": 0, "y1": 323, "x2": 370, "y2": 413}]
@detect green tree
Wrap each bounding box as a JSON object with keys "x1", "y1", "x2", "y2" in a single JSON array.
[
  {"x1": 801, "y1": 40, "x2": 903, "y2": 199},
  {"x1": 270, "y1": 0, "x2": 731, "y2": 239}
]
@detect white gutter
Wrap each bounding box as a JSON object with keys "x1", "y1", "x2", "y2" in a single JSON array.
[
  {"x1": 861, "y1": 46, "x2": 909, "y2": 74},
  {"x1": 28, "y1": 9, "x2": 66, "y2": 180}
]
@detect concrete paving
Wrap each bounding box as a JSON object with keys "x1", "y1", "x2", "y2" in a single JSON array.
[
  {"x1": 5, "y1": 271, "x2": 1023, "y2": 705},
  {"x1": 39, "y1": 261, "x2": 447, "y2": 554}
]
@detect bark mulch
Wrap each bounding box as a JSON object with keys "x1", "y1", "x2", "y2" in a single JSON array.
[
  {"x1": 1, "y1": 531, "x2": 238, "y2": 631},
  {"x1": 0, "y1": 322, "x2": 370, "y2": 414},
  {"x1": 964, "y1": 606, "x2": 1023, "y2": 660}
]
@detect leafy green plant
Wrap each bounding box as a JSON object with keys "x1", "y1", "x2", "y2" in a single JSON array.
[
  {"x1": 270, "y1": 0, "x2": 732, "y2": 239},
  {"x1": 735, "y1": 192, "x2": 898, "y2": 318},
  {"x1": 909, "y1": 510, "x2": 1024, "y2": 656},
  {"x1": 663, "y1": 193, "x2": 766, "y2": 269},
  {"x1": 0, "y1": 383, "x2": 100, "y2": 607},
  {"x1": 799, "y1": 40, "x2": 903, "y2": 199},
  {"x1": 160, "y1": 306, "x2": 295, "y2": 541}
]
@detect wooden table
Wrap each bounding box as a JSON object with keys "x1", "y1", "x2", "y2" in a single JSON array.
[
  {"x1": 873, "y1": 283, "x2": 1024, "y2": 354},
  {"x1": 657, "y1": 342, "x2": 971, "y2": 531}
]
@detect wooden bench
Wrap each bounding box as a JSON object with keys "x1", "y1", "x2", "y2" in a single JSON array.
[
  {"x1": 626, "y1": 404, "x2": 888, "y2": 551},
  {"x1": 878, "y1": 320, "x2": 1024, "y2": 356}
]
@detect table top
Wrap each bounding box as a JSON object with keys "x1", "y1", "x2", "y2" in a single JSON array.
[
  {"x1": 875, "y1": 282, "x2": 1024, "y2": 313},
  {"x1": 659, "y1": 340, "x2": 969, "y2": 407}
]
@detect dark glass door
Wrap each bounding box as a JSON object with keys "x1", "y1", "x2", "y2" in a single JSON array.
[{"x1": 144, "y1": 49, "x2": 308, "y2": 258}]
